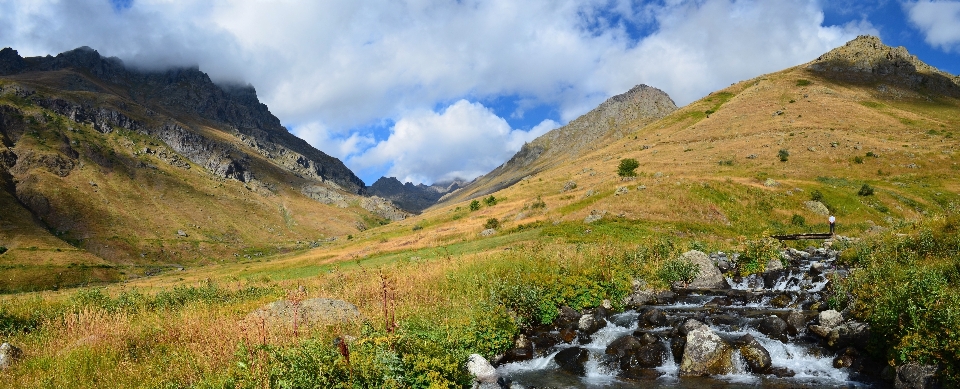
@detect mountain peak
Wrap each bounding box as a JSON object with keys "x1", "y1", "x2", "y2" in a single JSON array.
[{"x1": 807, "y1": 35, "x2": 960, "y2": 95}]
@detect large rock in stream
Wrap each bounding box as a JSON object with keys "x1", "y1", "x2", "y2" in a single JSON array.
[
  {"x1": 679, "y1": 320, "x2": 734, "y2": 376},
  {"x1": 554, "y1": 347, "x2": 590, "y2": 376},
  {"x1": 679, "y1": 250, "x2": 730, "y2": 289}
]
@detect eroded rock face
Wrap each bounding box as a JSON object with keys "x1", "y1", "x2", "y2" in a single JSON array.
[
  {"x1": 679, "y1": 320, "x2": 733, "y2": 376},
  {"x1": 301, "y1": 185, "x2": 349, "y2": 208},
  {"x1": 360, "y1": 196, "x2": 409, "y2": 221}
]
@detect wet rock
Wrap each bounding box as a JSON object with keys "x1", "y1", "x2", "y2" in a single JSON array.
[
  {"x1": 770, "y1": 366, "x2": 796, "y2": 378},
  {"x1": 708, "y1": 314, "x2": 740, "y2": 327},
  {"x1": 559, "y1": 326, "x2": 577, "y2": 343},
  {"x1": 669, "y1": 335, "x2": 686, "y2": 363},
  {"x1": 763, "y1": 269, "x2": 789, "y2": 289},
  {"x1": 833, "y1": 347, "x2": 857, "y2": 369},
  {"x1": 578, "y1": 312, "x2": 608, "y2": 335},
  {"x1": 623, "y1": 288, "x2": 655, "y2": 308},
  {"x1": 620, "y1": 367, "x2": 663, "y2": 380},
  {"x1": 819, "y1": 310, "x2": 844, "y2": 328},
  {"x1": 809, "y1": 261, "x2": 826, "y2": 276},
  {"x1": 785, "y1": 310, "x2": 808, "y2": 336},
  {"x1": 680, "y1": 320, "x2": 733, "y2": 376},
  {"x1": 0, "y1": 342, "x2": 22, "y2": 369},
  {"x1": 895, "y1": 363, "x2": 941, "y2": 389},
  {"x1": 654, "y1": 290, "x2": 677, "y2": 304},
  {"x1": 704, "y1": 296, "x2": 731, "y2": 307},
  {"x1": 638, "y1": 308, "x2": 667, "y2": 328},
  {"x1": 726, "y1": 289, "x2": 759, "y2": 304},
  {"x1": 500, "y1": 335, "x2": 534, "y2": 364},
  {"x1": 757, "y1": 315, "x2": 789, "y2": 342},
  {"x1": 680, "y1": 250, "x2": 730, "y2": 289},
  {"x1": 528, "y1": 330, "x2": 560, "y2": 352},
  {"x1": 554, "y1": 347, "x2": 589, "y2": 376},
  {"x1": 769, "y1": 294, "x2": 792, "y2": 308},
  {"x1": 555, "y1": 306, "x2": 581, "y2": 327},
  {"x1": 606, "y1": 335, "x2": 642, "y2": 360},
  {"x1": 467, "y1": 354, "x2": 499, "y2": 384},
  {"x1": 735, "y1": 334, "x2": 771, "y2": 373}
]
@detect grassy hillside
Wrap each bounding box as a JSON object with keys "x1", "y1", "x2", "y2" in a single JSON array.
[{"x1": 1, "y1": 37, "x2": 959, "y2": 386}]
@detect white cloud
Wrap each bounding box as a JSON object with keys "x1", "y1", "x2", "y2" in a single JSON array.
[
  {"x1": 905, "y1": 0, "x2": 960, "y2": 51},
  {"x1": 0, "y1": 0, "x2": 877, "y2": 184},
  {"x1": 350, "y1": 100, "x2": 552, "y2": 184}
]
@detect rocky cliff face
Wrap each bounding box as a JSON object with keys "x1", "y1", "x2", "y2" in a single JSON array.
[
  {"x1": 367, "y1": 176, "x2": 465, "y2": 213},
  {"x1": 0, "y1": 46, "x2": 365, "y2": 193},
  {"x1": 807, "y1": 35, "x2": 960, "y2": 97},
  {"x1": 441, "y1": 84, "x2": 677, "y2": 203}
]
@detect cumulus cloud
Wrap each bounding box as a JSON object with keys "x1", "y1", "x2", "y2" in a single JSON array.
[
  {"x1": 352, "y1": 100, "x2": 553, "y2": 184},
  {"x1": 0, "y1": 0, "x2": 876, "y2": 184},
  {"x1": 905, "y1": 0, "x2": 960, "y2": 51}
]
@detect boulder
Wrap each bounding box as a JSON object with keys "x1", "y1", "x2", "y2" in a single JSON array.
[
  {"x1": 735, "y1": 334, "x2": 771, "y2": 373},
  {"x1": 606, "y1": 335, "x2": 642, "y2": 360},
  {"x1": 805, "y1": 200, "x2": 830, "y2": 216},
  {"x1": 554, "y1": 347, "x2": 589, "y2": 376},
  {"x1": 632, "y1": 333, "x2": 668, "y2": 368},
  {"x1": 467, "y1": 354, "x2": 498, "y2": 384},
  {"x1": 679, "y1": 250, "x2": 729, "y2": 289},
  {"x1": 578, "y1": 312, "x2": 608, "y2": 335},
  {"x1": 559, "y1": 326, "x2": 577, "y2": 343},
  {"x1": 638, "y1": 308, "x2": 667, "y2": 329},
  {"x1": 769, "y1": 294, "x2": 792, "y2": 308},
  {"x1": 555, "y1": 306, "x2": 581, "y2": 327},
  {"x1": 785, "y1": 310, "x2": 808, "y2": 336},
  {"x1": 757, "y1": 315, "x2": 789, "y2": 342},
  {"x1": 895, "y1": 363, "x2": 941, "y2": 389},
  {"x1": 819, "y1": 310, "x2": 844, "y2": 328},
  {"x1": 584, "y1": 210, "x2": 606, "y2": 224},
  {"x1": 623, "y1": 288, "x2": 655, "y2": 308},
  {"x1": 0, "y1": 343, "x2": 22, "y2": 369},
  {"x1": 679, "y1": 320, "x2": 733, "y2": 376}
]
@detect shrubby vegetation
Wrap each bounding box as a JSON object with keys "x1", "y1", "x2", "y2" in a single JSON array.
[
  {"x1": 833, "y1": 213, "x2": 960, "y2": 385},
  {"x1": 617, "y1": 158, "x2": 639, "y2": 177}
]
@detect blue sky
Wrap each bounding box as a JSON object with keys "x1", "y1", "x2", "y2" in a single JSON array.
[{"x1": 3, "y1": 0, "x2": 960, "y2": 186}]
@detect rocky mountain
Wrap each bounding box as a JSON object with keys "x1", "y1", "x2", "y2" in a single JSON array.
[
  {"x1": 439, "y1": 84, "x2": 677, "y2": 204},
  {"x1": 0, "y1": 46, "x2": 406, "y2": 292},
  {"x1": 367, "y1": 176, "x2": 466, "y2": 213}
]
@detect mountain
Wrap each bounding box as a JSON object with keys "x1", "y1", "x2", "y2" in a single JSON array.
[
  {"x1": 0, "y1": 46, "x2": 404, "y2": 291},
  {"x1": 439, "y1": 84, "x2": 678, "y2": 204},
  {"x1": 367, "y1": 176, "x2": 465, "y2": 213}
]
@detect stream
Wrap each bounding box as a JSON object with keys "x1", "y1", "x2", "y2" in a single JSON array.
[{"x1": 492, "y1": 247, "x2": 884, "y2": 388}]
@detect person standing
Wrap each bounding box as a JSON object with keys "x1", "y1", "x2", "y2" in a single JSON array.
[{"x1": 829, "y1": 215, "x2": 836, "y2": 235}]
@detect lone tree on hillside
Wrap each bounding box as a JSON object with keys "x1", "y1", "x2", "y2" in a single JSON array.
[
  {"x1": 618, "y1": 158, "x2": 639, "y2": 178},
  {"x1": 778, "y1": 149, "x2": 790, "y2": 162}
]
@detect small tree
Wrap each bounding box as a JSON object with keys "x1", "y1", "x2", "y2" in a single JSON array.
[
  {"x1": 810, "y1": 189, "x2": 823, "y2": 202},
  {"x1": 778, "y1": 149, "x2": 790, "y2": 162},
  {"x1": 469, "y1": 200, "x2": 481, "y2": 211},
  {"x1": 618, "y1": 158, "x2": 639, "y2": 178},
  {"x1": 858, "y1": 184, "x2": 874, "y2": 196},
  {"x1": 483, "y1": 195, "x2": 498, "y2": 206},
  {"x1": 484, "y1": 218, "x2": 500, "y2": 230}
]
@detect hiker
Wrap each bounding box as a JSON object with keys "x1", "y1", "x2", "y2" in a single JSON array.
[{"x1": 829, "y1": 215, "x2": 836, "y2": 235}]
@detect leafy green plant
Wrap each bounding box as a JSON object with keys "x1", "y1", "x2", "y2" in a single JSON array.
[
  {"x1": 737, "y1": 237, "x2": 782, "y2": 275},
  {"x1": 796, "y1": 79, "x2": 812, "y2": 86},
  {"x1": 778, "y1": 149, "x2": 790, "y2": 162},
  {"x1": 529, "y1": 196, "x2": 546, "y2": 210},
  {"x1": 617, "y1": 158, "x2": 639, "y2": 178},
  {"x1": 469, "y1": 200, "x2": 481, "y2": 211},
  {"x1": 866, "y1": 151, "x2": 876, "y2": 158},
  {"x1": 657, "y1": 258, "x2": 701, "y2": 286},
  {"x1": 483, "y1": 218, "x2": 500, "y2": 230},
  {"x1": 791, "y1": 214, "x2": 806, "y2": 226},
  {"x1": 858, "y1": 184, "x2": 874, "y2": 196},
  {"x1": 811, "y1": 189, "x2": 824, "y2": 202},
  {"x1": 483, "y1": 195, "x2": 498, "y2": 206},
  {"x1": 854, "y1": 156, "x2": 864, "y2": 164}
]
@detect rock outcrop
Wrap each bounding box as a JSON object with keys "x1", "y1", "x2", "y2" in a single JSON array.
[{"x1": 366, "y1": 176, "x2": 465, "y2": 213}]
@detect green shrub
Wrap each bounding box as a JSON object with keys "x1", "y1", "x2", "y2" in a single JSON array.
[
  {"x1": 483, "y1": 218, "x2": 500, "y2": 230},
  {"x1": 737, "y1": 237, "x2": 782, "y2": 275},
  {"x1": 469, "y1": 200, "x2": 481, "y2": 211},
  {"x1": 778, "y1": 149, "x2": 790, "y2": 162},
  {"x1": 0, "y1": 246, "x2": 6, "y2": 255},
  {"x1": 657, "y1": 258, "x2": 701, "y2": 286},
  {"x1": 529, "y1": 196, "x2": 546, "y2": 210},
  {"x1": 866, "y1": 151, "x2": 876, "y2": 158},
  {"x1": 617, "y1": 158, "x2": 639, "y2": 177},
  {"x1": 791, "y1": 214, "x2": 806, "y2": 226},
  {"x1": 483, "y1": 195, "x2": 498, "y2": 206},
  {"x1": 858, "y1": 184, "x2": 874, "y2": 196},
  {"x1": 811, "y1": 189, "x2": 824, "y2": 202},
  {"x1": 854, "y1": 156, "x2": 864, "y2": 164},
  {"x1": 796, "y1": 79, "x2": 812, "y2": 86},
  {"x1": 412, "y1": 225, "x2": 423, "y2": 231},
  {"x1": 717, "y1": 159, "x2": 734, "y2": 166}
]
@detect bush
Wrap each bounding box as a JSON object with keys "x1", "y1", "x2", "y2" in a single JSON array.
[
  {"x1": 811, "y1": 189, "x2": 824, "y2": 202},
  {"x1": 866, "y1": 151, "x2": 876, "y2": 158},
  {"x1": 657, "y1": 259, "x2": 700, "y2": 286},
  {"x1": 791, "y1": 214, "x2": 806, "y2": 226},
  {"x1": 737, "y1": 237, "x2": 782, "y2": 275},
  {"x1": 778, "y1": 149, "x2": 790, "y2": 162},
  {"x1": 484, "y1": 218, "x2": 500, "y2": 230},
  {"x1": 617, "y1": 158, "x2": 639, "y2": 177},
  {"x1": 0, "y1": 246, "x2": 6, "y2": 255},
  {"x1": 412, "y1": 225, "x2": 423, "y2": 231},
  {"x1": 483, "y1": 195, "x2": 497, "y2": 206},
  {"x1": 796, "y1": 79, "x2": 812, "y2": 86},
  {"x1": 854, "y1": 156, "x2": 864, "y2": 164},
  {"x1": 858, "y1": 184, "x2": 874, "y2": 196},
  {"x1": 469, "y1": 200, "x2": 481, "y2": 211},
  {"x1": 529, "y1": 196, "x2": 546, "y2": 210}
]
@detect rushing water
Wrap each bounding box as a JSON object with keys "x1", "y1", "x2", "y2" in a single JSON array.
[{"x1": 494, "y1": 248, "x2": 879, "y2": 388}]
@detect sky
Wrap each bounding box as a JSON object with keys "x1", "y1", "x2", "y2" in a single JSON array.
[{"x1": 2, "y1": 0, "x2": 960, "y2": 186}]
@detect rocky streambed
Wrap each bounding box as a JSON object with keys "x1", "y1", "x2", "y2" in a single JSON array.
[{"x1": 471, "y1": 244, "x2": 913, "y2": 388}]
